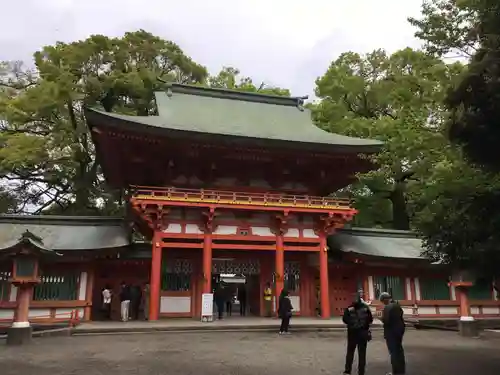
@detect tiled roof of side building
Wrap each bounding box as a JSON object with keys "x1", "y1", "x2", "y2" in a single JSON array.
[
  {"x1": 0, "y1": 215, "x2": 131, "y2": 251},
  {"x1": 85, "y1": 83, "x2": 383, "y2": 153},
  {"x1": 331, "y1": 227, "x2": 426, "y2": 259}
]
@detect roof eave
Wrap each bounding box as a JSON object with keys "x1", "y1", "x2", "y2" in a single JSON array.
[{"x1": 85, "y1": 107, "x2": 383, "y2": 154}]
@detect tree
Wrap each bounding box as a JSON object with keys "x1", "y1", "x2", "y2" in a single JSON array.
[
  {"x1": 0, "y1": 30, "x2": 208, "y2": 215},
  {"x1": 414, "y1": 0, "x2": 500, "y2": 279},
  {"x1": 408, "y1": 0, "x2": 480, "y2": 57},
  {"x1": 445, "y1": 0, "x2": 500, "y2": 170},
  {"x1": 0, "y1": 32, "x2": 291, "y2": 216},
  {"x1": 313, "y1": 48, "x2": 464, "y2": 230},
  {"x1": 208, "y1": 66, "x2": 291, "y2": 96}
]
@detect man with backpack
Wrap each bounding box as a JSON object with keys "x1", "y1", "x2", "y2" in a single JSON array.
[
  {"x1": 380, "y1": 292, "x2": 406, "y2": 375},
  {"x1": 342, "y1": 292, "x2": 374, "y2": 375}
]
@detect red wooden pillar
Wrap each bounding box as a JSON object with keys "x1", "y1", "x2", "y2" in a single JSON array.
[
  {"x1": 14, "y1": 285, "x2": 32, "y2": 327},
  {"x1": 149, "y1": 232, "x2": 162, "y2": 321},
  {"x1": 202, "y1": 232, "x2": 213, "y2": 293},
  {"x1": 275, "y1": 234, "x2": 285, "y2": 313},
  {"x1": 457, "y1": 287, "x2": 472, "y2": 318},
  {"x1": 319, "y1": 233, "x2": 331, "y2": 319}
]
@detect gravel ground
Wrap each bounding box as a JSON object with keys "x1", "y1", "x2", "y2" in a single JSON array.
[{"x1": 1, "y1": 330, "x2": 499, "y2": 375}]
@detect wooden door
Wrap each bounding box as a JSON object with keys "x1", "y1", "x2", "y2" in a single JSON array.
[{"x1": 329, "y1": 272, "x2": 357, "y2": 316}]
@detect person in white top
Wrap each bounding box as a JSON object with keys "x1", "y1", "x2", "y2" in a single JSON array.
[{"x1": 101, "y1": 285, "x2": 112, "y2": 320}]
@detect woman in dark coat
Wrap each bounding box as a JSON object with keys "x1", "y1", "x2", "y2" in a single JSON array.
[{"x1": 278, "y1": 288, "x2": 293, "y2": 334}]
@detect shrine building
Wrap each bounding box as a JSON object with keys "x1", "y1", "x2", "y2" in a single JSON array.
[{"x1": 1, "y1": 84, "x2": 499, "y2": 327}]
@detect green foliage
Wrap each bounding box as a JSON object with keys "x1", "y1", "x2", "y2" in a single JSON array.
[
  {"x1": 414, "y1": 0, "x2": 500, "y2": 277},
  {"x1": 408, "y1": 0, "x2": 480, "y2": 57},
  {"x1": 0, "y1": 31, "x2": 290, "y2": 215},
  {"x1": 0, "y1": 30, "x2": 209, "y2": 214},
  {"x1": 208, "y1": 66, "x2": 291, "y2": 96},
  {"x1": 445, "y1": 0, "x2": 500, "y2": 170},
  {"x1": 313, "y1": 48, "x2": 464, "y2": 229}
]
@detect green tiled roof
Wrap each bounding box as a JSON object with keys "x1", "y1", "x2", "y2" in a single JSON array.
[
  {"x1": 85, "y1": 83, "x2": 382, "y2": 152},
  {"x1": 331, "y1": 228, "x2": 426, "y2": 259},
  {"x1": 0, "y1": 215, "x2": 130, "y2": 251}
]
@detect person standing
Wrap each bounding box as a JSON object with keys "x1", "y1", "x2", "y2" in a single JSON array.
[
  {"x1": 342, "y1": 292, "x2": 373, "y2": 375},
  {"x1": 130, "y1": 284, "x2": 142, "y2": 320},
  {"x1": 214, "y1": 284, "x2": 225, "y2": 320},
  {"x1": 119, "y1": 282, "x2": 131, "y2": 322},
  {"x1": 278, "y1": 288, "x2": 293, "y2": 334},
  {"x1": 380, "y1": 292, "x2": 406, "y2": 375},
  {"x1": 238, "y1": 286, "x2": 247, "y2": 316},
  {"x1": 263, "y1": 282, "x2": 273, "y2": 317},
  {"x1": 143, "y1": 282, "x2": 150, "y2": 320},
  {"x1": 101, "y1": 284, "x2": 112, "y2": 320},
  {"x1": 225, "y1": 287, "x2": 233, "y2": 317}
]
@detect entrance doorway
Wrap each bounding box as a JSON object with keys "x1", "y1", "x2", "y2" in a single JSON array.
[
  {"x1": 212, "y1": 273, "x2": 260, "y2": 318},
  {"x1": 91, "y1": 260, "x2": 150, "y2": 321}
]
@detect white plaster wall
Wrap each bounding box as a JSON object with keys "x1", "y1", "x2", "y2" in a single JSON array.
[
  {"x1": 289, "y1": 296, "x2": 300, "y2": 312},
  {"x1": 402, "y1": 307, "x2": 413, "y2": 316},
  {"x1": 0, "y1": 309, "x2": 14, "y2": 320},
  {"x1": 450, "y1": 284, "x2": 456, "y2": 300},
  {"x1": 405, "y1": 278, "x2": 412, "y2": 300},
  {"x1": 160, "y1": 296, "x2": 191, "y2": 313},
  {"x1": 414, "y1": 277, "x2": 422, "y2": 300},
  {"x1": 28, "y1": 309, "x2": 51, "y2": 318},
  {"x1": 439, "y1": 306, "x2": 459, "y2": 315},
  {"x1": 284, "y1": 228, "x2": 299, "y2": 238},
  {"x1": 368, "y1": 276, "x2": 375, "y2": 300},
  {"x1": 483, "y1": 307, "x2": 500, "y2": 315},
  {"x1": 470, "y1": 307, "x2": 480, "y2": 314},
  {"x1": 418, "y1": 306, "x2": 437, "y2": 315},
  {"x1": 185, "y1": 224, "x2": 203, "y2": 234},
  {"x1": 78, "y1": 272, "x2": 87, "y2": 301},
  {"x1": 164, "y1": 223, "x2": 182, "y2": 233},
  {"x1": 302, "y1": 229, "x2": 318, "y2": 238},
  {"x1": 251, "y1": 227, "x2": 273, "y2": 236},
  {"x1": 214, "y1": 225, "x2": 238, "y2": 235},
  {"x1": 9, "y1": 285, "x2": 17, "y2": 302}
]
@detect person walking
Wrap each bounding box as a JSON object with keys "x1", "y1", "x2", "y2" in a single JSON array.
[
  {"x1": 278, "y1": 288, "x2": 293, "y2": 334},
  {"x1": 119, "y1": 282, "x2": 131, "y2": 322},
  {"x1": 263, "y1": 282, "x2": 273, "y2": 317},
  {"x1": 380, "y1": 292, "x2": 406, "y2": 375},
  {"x1": 342, "y1": 292, "x2": 373, "y2": 375}
]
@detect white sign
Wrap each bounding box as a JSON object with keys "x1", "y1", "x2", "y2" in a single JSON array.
[{"x1": 201, "y1": 293, "x2": 214, "y2": 322}]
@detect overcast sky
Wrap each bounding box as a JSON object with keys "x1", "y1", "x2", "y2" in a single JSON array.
[{"x1": 0, "y1": 0, "x2": 424, "y2": 97}]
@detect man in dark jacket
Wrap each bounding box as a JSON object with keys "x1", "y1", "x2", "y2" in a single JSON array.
[
  {"x1": 342, "y1": 293, "x2": 373, "y2": 375},
  {"x1": 380, "y1": 292, "x2": 406, "y2": 375}
]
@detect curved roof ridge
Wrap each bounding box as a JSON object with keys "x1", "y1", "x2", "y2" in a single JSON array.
[{"x1": 167, "y1": 83, "x2": 305, "y2": 107}]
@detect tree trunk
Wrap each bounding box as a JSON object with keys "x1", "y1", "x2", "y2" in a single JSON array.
[{"x1": 390, "y1": 182, "x2": 410, "y2": 230}]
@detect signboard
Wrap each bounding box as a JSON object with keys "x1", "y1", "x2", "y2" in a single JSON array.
[{"x1": 201, "y1": 293, "x2": 214, "y2": 322}]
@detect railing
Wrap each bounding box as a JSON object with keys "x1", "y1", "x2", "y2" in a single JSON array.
[
  {"x1": 0, "y1": 309, "x2": 81, "y2": 329},
  {"x1": 131, "y1": 186, "x2": 353, "y2": 210}
]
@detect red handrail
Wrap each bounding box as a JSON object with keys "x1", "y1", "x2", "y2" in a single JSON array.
[{"x1": 131, "y1": 185, "x2": 351, "y2": 208}]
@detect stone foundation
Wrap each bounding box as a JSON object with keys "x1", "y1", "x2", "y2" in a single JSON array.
[{"x1": 6, "y1": 326, "x2": 33, "y2": 345}]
